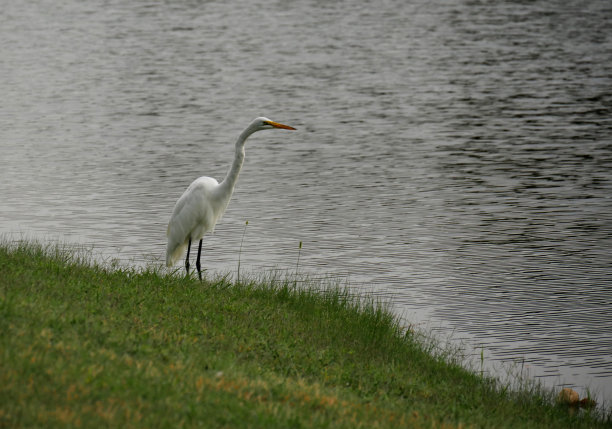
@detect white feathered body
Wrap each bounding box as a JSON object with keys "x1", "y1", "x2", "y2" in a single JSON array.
[
  {"x1": 165, "y1": 117, "x2": 295, "y2": 270},
  {"x1": 165, "y1": 176, "x2": 233, "y2": 267}
]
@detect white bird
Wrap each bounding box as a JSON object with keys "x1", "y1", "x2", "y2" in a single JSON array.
[{"x1": 166, "y1": 117, "x2": 296, "y2": 280}]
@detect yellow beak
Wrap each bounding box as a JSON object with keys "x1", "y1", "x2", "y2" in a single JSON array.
[{"x1": 266, "y1": 120, "x2": 296, "y2": 130}]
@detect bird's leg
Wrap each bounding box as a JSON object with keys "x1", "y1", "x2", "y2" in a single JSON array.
[
  {"x1": 196, "y1": 239, "x2": 203, "y2": 281},
  {"x1": 185, "y1": 238, "x2": 191, "y2": 275}
]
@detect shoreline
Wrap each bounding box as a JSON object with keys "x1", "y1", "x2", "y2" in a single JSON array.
[{"x1": 1, "y1": 240, "x2": 609, "y2": 427}]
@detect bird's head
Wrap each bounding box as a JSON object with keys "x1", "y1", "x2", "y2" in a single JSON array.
[{"x1": 252, "y1": 117, "x2": 296, "y2": 131}]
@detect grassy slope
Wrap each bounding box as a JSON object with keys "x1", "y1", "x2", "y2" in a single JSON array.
[{"x1": 0, "y1": 242, "x2": 609, "y2": 428}]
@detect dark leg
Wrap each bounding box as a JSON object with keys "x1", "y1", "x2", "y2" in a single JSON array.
[
  {"x1": 185, "y1": 238, "x2": 192, "y2": 275},
  {"x1": 196, "y1": 239, "x2": 203, "y2": 281}
]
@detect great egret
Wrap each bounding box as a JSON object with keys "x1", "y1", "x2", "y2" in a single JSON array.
[{"x1": 166, "y1": 117, "x2": 296, "y2": 280}]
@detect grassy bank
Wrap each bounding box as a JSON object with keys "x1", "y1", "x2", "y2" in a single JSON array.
[{"x1": 0, "y1": 242, "x2": 609, "y2": 428}]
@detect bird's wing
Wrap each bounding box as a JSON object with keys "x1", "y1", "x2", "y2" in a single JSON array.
[{"x1": 166, "y1": 177, "x2": 219, "y2": 266}]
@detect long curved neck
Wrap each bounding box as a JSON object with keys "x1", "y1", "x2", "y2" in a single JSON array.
[{"x1": 218, "y1": 126, "x2": 256, "y2": 195}]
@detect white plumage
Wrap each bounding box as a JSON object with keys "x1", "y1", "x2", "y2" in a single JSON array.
[
  {"x1": 166, "y1": 117, "x2": 296, "y2": 279},
  {"x1": 166, "y1": 176, "x2": 225, "y2": 266}
]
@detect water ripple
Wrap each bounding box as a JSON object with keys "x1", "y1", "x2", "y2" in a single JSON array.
[{"x1": 1, "y1": 0, "x2": 611, "y2": 403}]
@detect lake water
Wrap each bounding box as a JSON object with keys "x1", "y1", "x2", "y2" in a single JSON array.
[{"x1": 2, "y1": 0, "x2": 611, "y2": 405}]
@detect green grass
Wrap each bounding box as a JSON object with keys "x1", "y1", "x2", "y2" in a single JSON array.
[{"x1": 0, "y1": 241, "x2": 610, "y2": 428}]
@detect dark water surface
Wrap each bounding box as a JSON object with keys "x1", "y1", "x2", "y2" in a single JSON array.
[{"x1": 2, "y1": 0, "x2": 611, "y2": 404}]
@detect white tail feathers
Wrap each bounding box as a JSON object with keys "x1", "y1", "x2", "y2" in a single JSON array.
[{"x1": 166, "y1": 239, "x2": 188, "y2": 267}]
